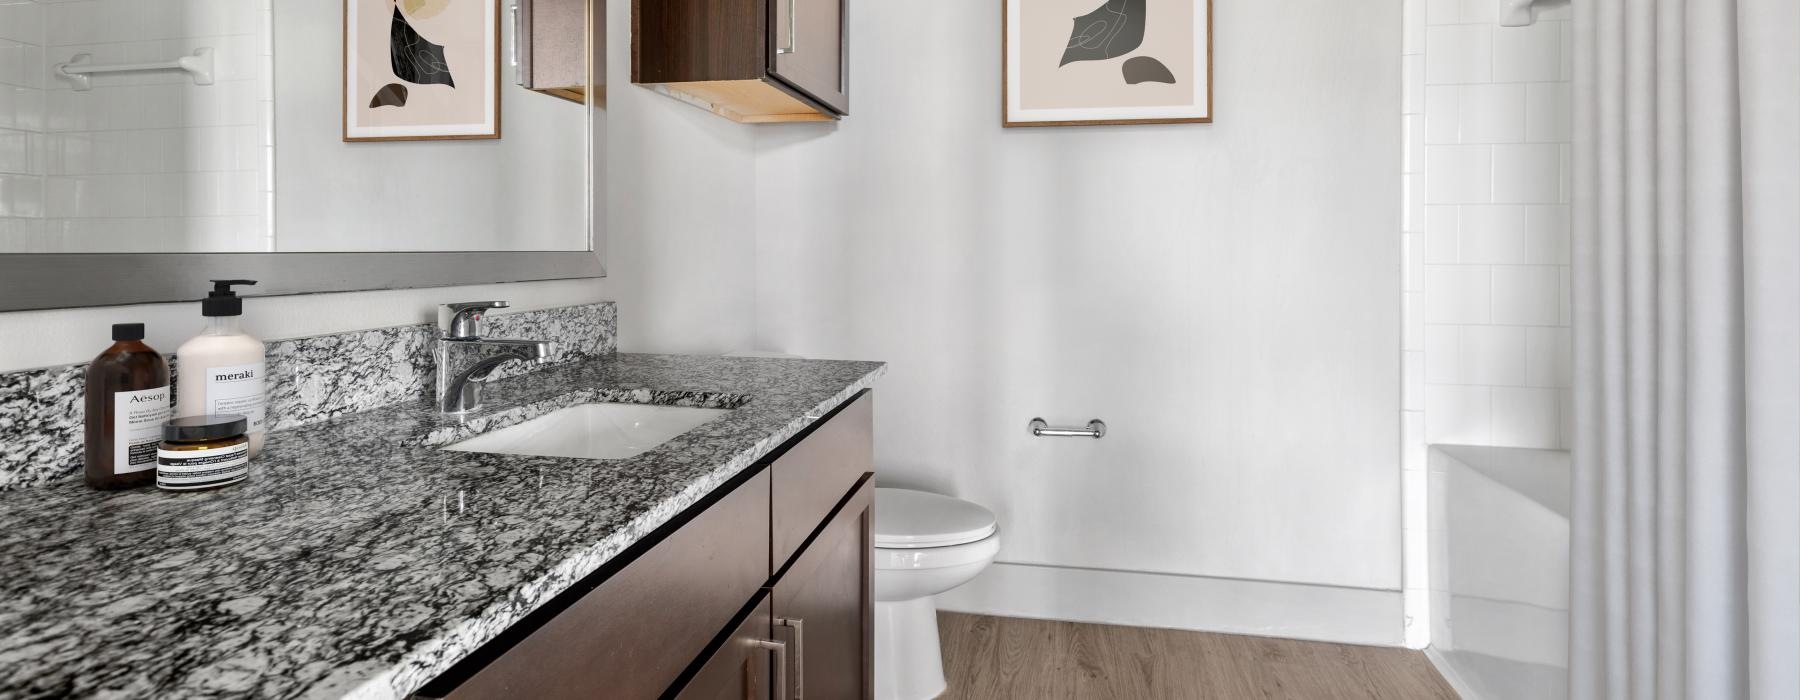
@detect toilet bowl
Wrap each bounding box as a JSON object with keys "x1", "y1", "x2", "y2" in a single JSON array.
[{"x1": 873, "y1": 488, "x2": 1000, "y2": 700}]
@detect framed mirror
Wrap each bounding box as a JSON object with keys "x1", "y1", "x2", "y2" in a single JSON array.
[{"x1": 0, "y1": 0, "x2": 604, "y2": 312}]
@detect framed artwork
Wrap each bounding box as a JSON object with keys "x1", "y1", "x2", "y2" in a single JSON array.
[
  {"x1": 344, "y1": 0, "x2": 501, "y2": 141},
  {"x1": 1003, "y1": 0, "x2": 1212, "y2": 127}
]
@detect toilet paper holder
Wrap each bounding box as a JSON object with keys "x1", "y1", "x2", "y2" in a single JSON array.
[{"x1": 1028, "y1": 417, "x2": 1106, "y2": 439}]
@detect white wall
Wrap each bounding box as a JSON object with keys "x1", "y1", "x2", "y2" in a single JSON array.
[{"x1": 753, "y1": 0, "x2": 1404, "y2": 643}]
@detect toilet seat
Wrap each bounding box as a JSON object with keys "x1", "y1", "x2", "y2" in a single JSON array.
[{"x1": 874, "y1": 488, "x2": 998, "y2": 549}]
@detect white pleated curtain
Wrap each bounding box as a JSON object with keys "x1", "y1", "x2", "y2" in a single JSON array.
[{"x1": 1570, "y1": 0, "x2": 1799, "y2": 698}]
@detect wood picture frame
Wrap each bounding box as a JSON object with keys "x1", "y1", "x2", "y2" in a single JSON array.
[
  {"x1": 1003, "y1": 0, "x2": 1212, "y2": 127},
  {"x1": 343, "y1": 0, "x2": 502, "y2": 142}
]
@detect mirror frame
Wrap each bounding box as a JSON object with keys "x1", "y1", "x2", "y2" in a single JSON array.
[
  {"x1": 0, "y1": 0, "x2": 605, "y2": 313},
  {"x1": 0, "y1": 251, "x2": 604, "y2": 312}
]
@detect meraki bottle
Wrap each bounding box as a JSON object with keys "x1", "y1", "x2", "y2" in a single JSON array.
[
  {"x1": 176, "y1": 280, "x2": 267, "y2": 457},
  {"x1": 84, "y1": 323, "x2": 172, "y2": 490}
]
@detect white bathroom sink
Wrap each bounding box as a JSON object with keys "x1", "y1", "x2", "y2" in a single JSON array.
[{"x1": 446, "y1": 403, "x2": 733, "y2": 460}]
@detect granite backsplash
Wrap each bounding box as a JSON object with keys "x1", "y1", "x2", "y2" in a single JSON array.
[{"x1": 0, "y1": 302, "x2": 616, "y2": 492}]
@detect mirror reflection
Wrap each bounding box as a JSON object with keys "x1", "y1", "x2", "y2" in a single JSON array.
[{"x1": 0, "y1": 0, "x2": 589, "y2": 254}]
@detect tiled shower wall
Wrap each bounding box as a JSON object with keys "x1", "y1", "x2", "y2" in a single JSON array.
[
  {"x1": 0, "y1": 0, "x2": 271, "y2": 253},
  {"x1": 1400, "y1": 0, "x2": 1574, "y2": 648},
  {"x1": 0, "y1": 1, "x2": 46, "y2": 244}
]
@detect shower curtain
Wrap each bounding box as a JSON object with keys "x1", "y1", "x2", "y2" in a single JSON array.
[{"x1": 1570, "y1": 0, "x2": 1799, "y2": 698}]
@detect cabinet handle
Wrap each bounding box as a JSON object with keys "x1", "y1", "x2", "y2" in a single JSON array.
[
  {"x1": 776, "y1": 617, "x2": 805, "y2": 699},
  {"x1": 777, "y1": 0, "x2": 797, "y2": 55},
  {"x1": 753, "y1": 638, "x2": 790, "y2": 700}
]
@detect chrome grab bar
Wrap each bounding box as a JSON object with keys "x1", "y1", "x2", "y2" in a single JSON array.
[{"x1": 1029, "y1": 418, "x2": 1106, "y2": 439}]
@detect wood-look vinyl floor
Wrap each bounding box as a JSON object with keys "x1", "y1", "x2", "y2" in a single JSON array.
[{"x1": 938, "y1": 612, "x2": 1458, "y2": 699}]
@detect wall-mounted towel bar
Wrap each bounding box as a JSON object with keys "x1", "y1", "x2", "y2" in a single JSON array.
[
  {"x1": 55, "y1": 48, "x2": 214, "y2": 91},
  {"x1": 1029, "y1": 418, "x2": 1106, "y2": 439}
]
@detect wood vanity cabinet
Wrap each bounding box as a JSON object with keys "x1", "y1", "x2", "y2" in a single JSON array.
[
  {"x1": 632, "y1": 0, "x2": 847, "y2": 122},
  {"x1": 415, "y1": 390, "x2": 874, "y2": 700}
]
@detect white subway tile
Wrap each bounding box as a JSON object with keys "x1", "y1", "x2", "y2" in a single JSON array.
[
  {"x1": 1523, "y1": 204, "x2": 1571, "y2": 264},
  {"x1": 1526, "y1": 326, "x2": 1572, "y2": 387},
  {"x1": 1426, "y1": 384, "x2": 1492, "y2": 444},
  {"x1": 0, "y1": 127, "x2": 38, "y2": 175},
  {"x1": 1460, "y1": 325, "x2": 1527, "y2": 385},
  {"x1": 1425, "y1": 264, "x2": 1492, "y2": 324},
  {"x1": 1405, "y1": 231, "x2": 1425, "y2": 292},
  {"x1": 1456, "y1": 83, "x2": 1526, "y2": 144},
  {"x1": 1493, "y1": 22, "x2": 1563, "y2": 83},
  {"x1": 0, "y1": 172, "x2": 43, "y2": 217},
  {"x1": 1403, "y1": 411, "x2": 1428, "y2": 470},
  {"x1": 1404, "y1": 292, "x2": 1425, "y2": 351},
  {"x1": 1424, "y1": 86, "x2": 1459, "y2": 144},
  {"x1": 1458, "y1": 204, "x2": 1530, "y2": 264},
  {"x1": 1404, "y1": 54, "x2": 1425, "y2": 115},
  {"x1": 1491, "y1": 387, "x2": 1562, "y2": 448},
  {"x1": 1427, "y1": 144, "x2": 1492, "y2": 204},
  {"x1": 1425, "y1": 206, "x2": 1460, "y2": 263},
  {"x1": 0, "y1": 39, "x2": 43, "y2": 90},
  {"x1": 1525, "y1": 82, "x2": 1571, "y2": 142},
  {"x1": 1405, "y1": 172, "x2": 1427, "y2": 233},
  {"x1": 1426, "y1": 0, "x2": 1462, "y2": 26},
  {"x1": 1425, "y1": 326, "x2": 1461, "y2": 384},
  {"x1": 1405, "y1": 351, "x2": 1426, "y2": 410},
  {"x1": 1492, "y1": 143, "x2": 1562, "y2": 203},
  {"x1": 1492, "y1": 265, "x2": 1562, "y2": 325},
  {"x1": 0, "y1": 84, "x2": 44, "y2": 131},
  {"x1": 0, "y1": 3, "x2": 43, "y2": 45},
  {"x1": 1405, "y1": 114, "x2": 1426, "y2": 174},
  {"x1": 1425, "y1": 25, "x2": 1493, "y2": 85},
  {"x1": 1458, "y1": 0, "x2": 1498, "y2": 24},
  {"x1": 1404, "y1": 0, "x2": 1425, "y2": 55}
]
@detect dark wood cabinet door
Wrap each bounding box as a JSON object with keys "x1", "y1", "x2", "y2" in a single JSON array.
[
  {"x1": 673, "y1": 595, "x2": 774, "y2": 700},
  {"x1": 768, "y1": 0, "x2": 846, "y2": 113},
  {"x1": 771, "y1": 391, "x2": 872, "y2": 573},
  {"x1": 427, "y1": 470, "x2": 771, "y2": 700},
  {"x1": 771, "y1": 475, "x2": 874, "y2": 700}
]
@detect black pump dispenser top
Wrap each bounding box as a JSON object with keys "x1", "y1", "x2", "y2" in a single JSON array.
[{"x1": 202, "y1": 279, "x2": 257, "y2": 317}]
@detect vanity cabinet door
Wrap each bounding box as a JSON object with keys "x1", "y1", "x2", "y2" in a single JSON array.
[
  {"x1": 767, "y1": 0, "x2": 846, "y2": 113},
  {"x1": 770, "y1": 475, "x2": 874, "y2": 700},
  {"x1": 771, "y1": 390, "x2": 872, "y2": 572},
  {"x1": 423, "y1": 470, "x2": 771, "y2": 700},
  {"x1": 673, "y1": 594, "x2": 774, "y2": 700}
]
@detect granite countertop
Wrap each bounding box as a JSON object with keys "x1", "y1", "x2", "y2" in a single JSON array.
[{"x1": 0, "y1": 353, "x2": 885, "y2": 700}]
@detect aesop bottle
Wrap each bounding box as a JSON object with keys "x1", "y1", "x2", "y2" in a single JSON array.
[{"x1": 84, "y1": 323, "x2": 172, "y2": 490}]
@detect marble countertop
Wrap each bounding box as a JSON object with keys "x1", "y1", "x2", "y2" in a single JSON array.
[{"x1": 0, "y1": 353, "x2": 885, "y2": 700}]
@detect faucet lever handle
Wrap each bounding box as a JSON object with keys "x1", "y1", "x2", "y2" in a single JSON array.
[{"x1": 439, "y1": 301, "x2": 510, "y2": 339}]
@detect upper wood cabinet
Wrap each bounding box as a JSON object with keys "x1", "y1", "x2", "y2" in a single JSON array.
[
  {"x1": 632, "y1": 0, "x2": 847, "y2": 122},
  {"x1": 514, "y1": 0, "x2": 597, "y2": 104}
]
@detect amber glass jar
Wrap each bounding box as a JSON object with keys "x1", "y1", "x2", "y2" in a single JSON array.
[{"x1": 156, "y1": 414, "x2": 250, "y2": 491}]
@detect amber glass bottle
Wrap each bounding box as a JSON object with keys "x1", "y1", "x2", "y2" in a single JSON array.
[{"x1": 84, "y1": 323, "x2": 171, "y2": 490}]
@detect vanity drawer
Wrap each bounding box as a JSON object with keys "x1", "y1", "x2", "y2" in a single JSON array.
[
  {"x1": 428, "y1": 469, "x2": 771, "y2": 700},
  {"x1": 771, "y1": 391, "x2": 873, "y2": 572}
]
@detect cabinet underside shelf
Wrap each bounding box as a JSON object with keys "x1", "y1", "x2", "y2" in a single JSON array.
[{"x1": 646, "y1": 79, "x2": 836, "y2": 123}]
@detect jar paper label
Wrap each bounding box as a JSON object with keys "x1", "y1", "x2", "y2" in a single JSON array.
[
  {"x1": 204, "y1": 361, "x2": 265, "y2": 434},
  {"x1": 113, "y1": 386, "x2": 171, "y2": 474}
]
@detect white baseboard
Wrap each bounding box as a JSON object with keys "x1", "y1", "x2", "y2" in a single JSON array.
[
  {"x1": 933, "y1": 561, "x2": 1405, "y2": 647},
  {"x1": 1425, "y1": 646, "x2": 1484, "y2": 700}
]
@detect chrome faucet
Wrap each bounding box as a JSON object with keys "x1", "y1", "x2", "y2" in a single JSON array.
[{"x1": 435, "y1": 301, "x2": 555, "y2": 415}]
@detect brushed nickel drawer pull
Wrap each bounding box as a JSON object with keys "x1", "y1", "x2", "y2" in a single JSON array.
[
  {"x1": 754, "y1": 638, "x2": 790, "y2": 700},
  {"x1": 776, "y1": 617, "x2": 805, "y2": 698},
  {"x1": 777, "y1": 0, "x2": 798, "y2": 55},
  {"x1": 1029, "y1": 418, "x2": 1106, "y2": 439}
]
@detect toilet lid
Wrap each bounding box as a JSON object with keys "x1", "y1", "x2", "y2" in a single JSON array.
[{"x1": 874, "y1": 488, "x2": 998, "y2": 549}]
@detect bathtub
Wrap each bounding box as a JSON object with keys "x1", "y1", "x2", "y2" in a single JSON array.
[{"x1": 1426, "y1": 445, "x2": 1571, "y2": 700}]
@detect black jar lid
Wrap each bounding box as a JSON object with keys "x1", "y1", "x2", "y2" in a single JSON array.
[{"x1": 163, "y1": 414, "x2": 248, "y2": 442}]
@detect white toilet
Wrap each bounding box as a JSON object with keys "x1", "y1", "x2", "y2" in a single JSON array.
[{"x1": 873, "y1": 488, "x2": 1000, "y2": 700}]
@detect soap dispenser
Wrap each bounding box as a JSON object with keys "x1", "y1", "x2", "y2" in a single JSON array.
[{"x1": 176, "y1": 280, "x2": 268, "y2": 457}]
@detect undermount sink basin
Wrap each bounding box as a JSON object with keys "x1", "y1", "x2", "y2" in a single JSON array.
[{"x1": 446, "y1": 403, "x2": 734, "y2": 460}]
